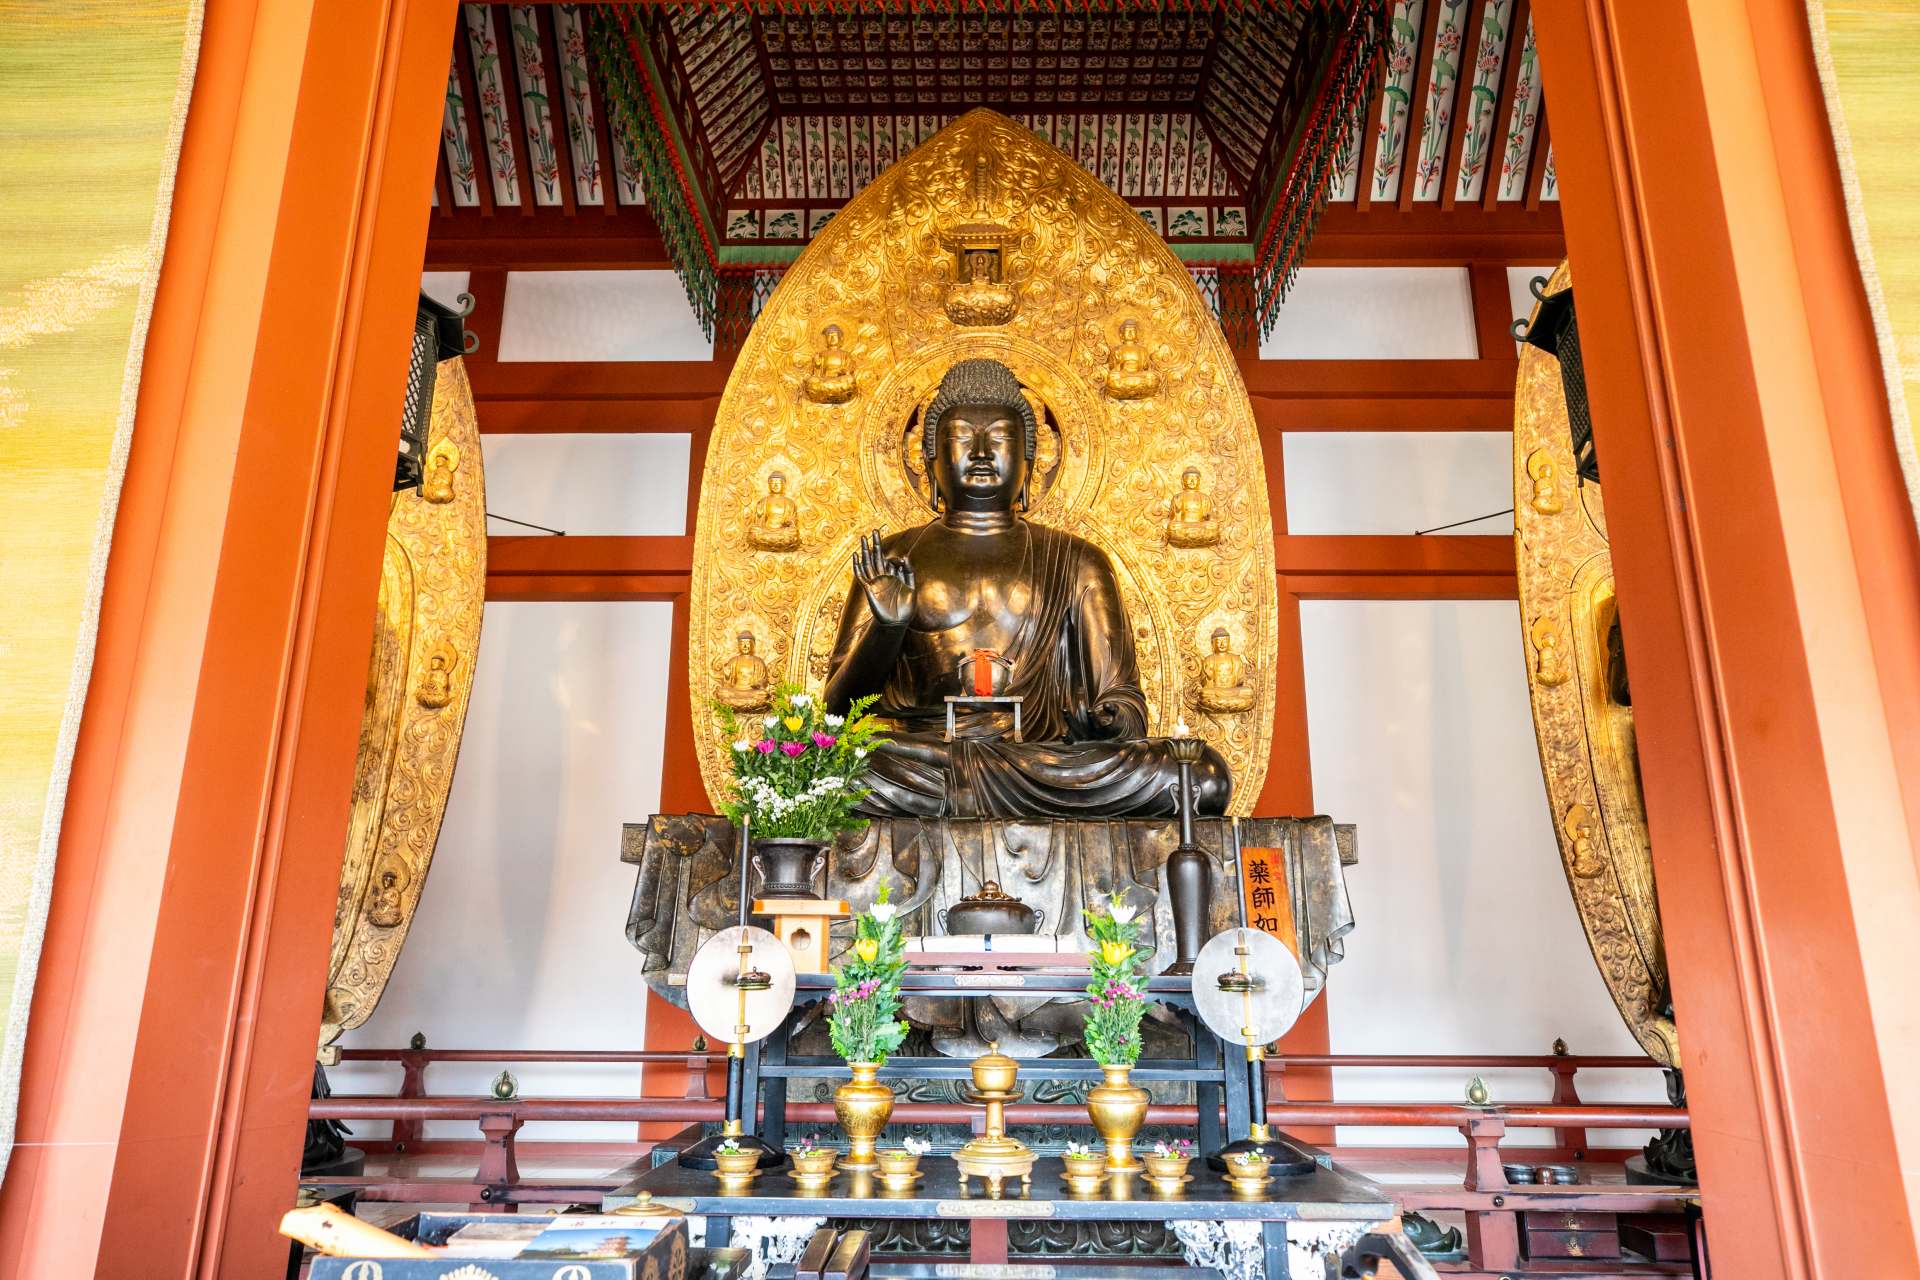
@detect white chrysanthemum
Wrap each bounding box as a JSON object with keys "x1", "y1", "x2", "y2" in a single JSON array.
[
  {"x1": 855, "y1": 747, "x2": 870, "y2": 759},
  {"x1": 1108, "y1": 894, "x2": 1139, "y2": 925},
  {"x1": 824, "y1": 713, "x2": 844, "y2": 728},
  {"x1": 732, "y1": 739, "x2": 751, "y2": 753},
  {"x1": 789, "y1": 692, "x2": 811, "y2": 707},
  {"x1": 763, "y1": 715, "x2": 779, "y2": 729},
  {"x1": 870, "y1": 900, "x2": 899, "y2": 923}
]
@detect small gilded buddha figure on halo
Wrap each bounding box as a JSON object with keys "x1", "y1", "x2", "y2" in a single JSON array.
[
  {"x1": 747, "y1": 470, "x2": 800, "y2": 551},
  {"x1": 1103, "y1": 317, "x2": 1160, "y2": 401},
  {"x1": 716, "y1": 631, "x2": 772, "y2": 712},
  {"x1": 1197, "y1": 627, "x2": 1256, "y2": 714},
  {"x1": 804, "y1": 324, "x2": 858, "y2": 405},
  {"x1": 824, "y1": 357, "x2": 1231, "y2": 818},
  {"x1": 1165, "y1": 465, "x2": 1220, "y2": 547}
]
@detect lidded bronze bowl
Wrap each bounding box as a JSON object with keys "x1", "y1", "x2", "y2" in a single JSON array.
[{"x1": 939, "y1": 880, "x2": 1042, "y2": 935}]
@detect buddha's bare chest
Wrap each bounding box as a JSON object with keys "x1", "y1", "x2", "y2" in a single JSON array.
[{"x1": 903, "y1": 535, "x2": 1036, "y2": 656}]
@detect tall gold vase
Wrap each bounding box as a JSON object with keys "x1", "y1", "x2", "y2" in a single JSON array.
[
  {"x1": 834, "y1": 1062, "x2": 893, "y2": 1171},
  {"x1": 1086, "y1": 1062, "x2": 1149, "y2": 1173}
]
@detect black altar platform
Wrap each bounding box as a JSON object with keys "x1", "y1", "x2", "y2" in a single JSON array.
[{"x1": 606, "y1": 1129, "x2": 1394, "y2": 1280}]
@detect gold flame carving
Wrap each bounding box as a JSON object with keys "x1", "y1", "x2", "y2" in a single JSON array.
[
  {"x1": 689, "y1": 109, "x2": 1277, "y2": 813},
  {"x1": 321, "y1": 358, "x2": 487, "y2": 1051},
  {"x1": 1514, "y1": 262, "x2": 1678, "y2": 1066}
]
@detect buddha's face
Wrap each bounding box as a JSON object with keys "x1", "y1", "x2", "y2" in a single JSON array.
[
  {"x1": 768, "y1": 473, "x2": 786, "y2": 495},
  {"x1": 934, "y1": 403, "x2": 1027, "y2": 511},
  {"x1": 737, "y1": 634, "x2": 755, "y2": 655},
  {"x1": 1212, "y1": 630, "x2": 1231, "y2": 653},
  {"x1": 1183, "y1": 469, "x2": 1201, "y2": 490}
]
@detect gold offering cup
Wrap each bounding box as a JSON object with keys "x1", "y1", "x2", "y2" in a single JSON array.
[
  {"x1": 1060, "y1": 1158, "x2": 1107, "y2": 1196},
  {"x1": 1142, "y1": 1152, "x2": 1192, "y2": 1180},
  {"x1": 788, "y1": 1146, "x2": 838, "y2": 1190},
  {"x1": 1224, "y1": 1151, "x2": 1273, "y2": 1194},
  {"x1": 876, "y1": 1148, "x2": 924, "y2": 1190},
  {"x1": 712, "y1": 1149, "x2": 762, "y2": 1185},
  {"x1": 969, "y1": 1043, "x2": 1019, "y2": 1095}
]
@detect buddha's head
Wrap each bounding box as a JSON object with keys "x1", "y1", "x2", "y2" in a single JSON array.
[
  {"x1": 924, "y1": 358, "x2": 1038, "y2": 513},
  {"x1": 736, "y1": 631, "x2": 756, "y2": 655},
  {"x1": 821, "y1": 324, "x2": 842, "y2": 349},
  {"x1": 1211, "y1": 627, "x2": 1232, "y2": 653},
  {"x1": 1182, "y1": 467, "x2": 1202, "y2": 490},
  {"x1": 767, "y1": 471, "x2": 787, "y2": 495}
]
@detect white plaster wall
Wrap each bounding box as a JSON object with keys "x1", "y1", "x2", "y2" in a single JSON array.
[
  {"x1": 1302, "y1": 600, "x2": 1666, "y2": 1147},
  {"x1": 498, "y1": 269, "x2": 712, "y2": 362},
  {"x1": 333, "y1": 601, "x2": 675, "y2": 1141},
  {"x1": 1283, "y1": 432, "x2": 1513, "y2": 536},
  {"x1": 1260, "y1": 267, "x2": 1478, "y2": 360},
  {"x1": 483, "y1": 433, "x2": 692, "y2": 537}
]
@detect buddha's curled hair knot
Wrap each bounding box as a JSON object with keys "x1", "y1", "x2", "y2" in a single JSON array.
[{"x1": 923, "y1": 359, "x2": 1039, "y2": 469}]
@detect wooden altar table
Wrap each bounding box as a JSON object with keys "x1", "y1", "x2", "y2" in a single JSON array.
[{"x1": 604, "y1": 1134, "x2": 1395, "y2": 1280}]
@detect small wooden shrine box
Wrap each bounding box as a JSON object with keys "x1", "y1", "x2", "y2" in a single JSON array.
[{"x1": 751, "y1": 898, "x2": 850, "y2": 974}]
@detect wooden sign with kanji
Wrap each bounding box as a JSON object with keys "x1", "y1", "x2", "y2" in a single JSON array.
[{"x1": 1238, "y1": 847, "x2": 1299, "y2": 956}]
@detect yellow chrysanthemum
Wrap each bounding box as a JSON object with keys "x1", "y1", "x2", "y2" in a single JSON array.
[
  {"x1": 1098, "y1": 941, "x2": 1135, "y2": 967},
  {"x1": 853, "y1": 938, "x2": 880, "y2": 964},
  {"x1": 784, "y1": 716, "x2": 805, "y2": 732}
]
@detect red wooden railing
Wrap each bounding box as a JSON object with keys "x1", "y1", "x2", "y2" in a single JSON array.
[{"x1": 315, "y1": 1043, "x2": 1693, "y2": 1277}]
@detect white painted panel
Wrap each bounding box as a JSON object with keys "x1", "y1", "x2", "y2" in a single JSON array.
[
  {"x1": 482, "y1": 433, "x2": 691, "y2": 537},
  {"x1": 422, "y1": 270, "x2": 471, "y2": 311},
  {"x1": 334, "y1": 601, "x2": 675, "y2": 1140},
  {"x1": 498, "y1": 269, "x2": 711, "y2": 362},
  {"x1": 1303, "y1": 600, "x2": 1665, "y2": 1147},
  {"x1": 1506, "y1": 265, "x2": 1560, "y2": 350},
  {"x1": 1260, "y1": 267, "x2": 1477, "y2": 360},
  {"x1": 1283, "y1": 432, "x2": 1513, "y2": 536}
]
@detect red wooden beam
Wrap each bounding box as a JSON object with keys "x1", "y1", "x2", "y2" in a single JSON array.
[
  {"x1": 1304, "y1": 201, "x2": 1563, "y2": 264},
  {"x1": 480, "y1": 532, "x2": 1514, "y2": 602},
  {"x1": 1467, "y1": 260, "x2": 1517, "y2": 359}
]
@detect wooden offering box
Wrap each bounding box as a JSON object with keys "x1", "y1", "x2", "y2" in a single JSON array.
[
  {"x1": 753, "y1": 898, "x2": 850, "y2": 974},
  {"x1": 306, "y1": 1212, "x2": 688, "y2": 1279}
]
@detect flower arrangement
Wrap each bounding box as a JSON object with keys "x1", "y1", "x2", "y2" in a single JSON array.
[
  {"x1": 1081, "y1": 891, "x2": 1147, "y2": 1065},
  {"x1": 715, "y1": 1137, "x2": 744, "y2": 1155},
  {"x1": 1061, "y1": 1141, "x2": 1103, "y2": 1165},
  {"x1": 903, "y1": 1137, "x2": 931, "y2": 1157},
  {"x1": 714, "y1": 684, "x2": 886, "y2": 840},
  {"x1": 828, "y1": 882, "x2": 909, "y2": 1065},
  {"x1": 1151, "y1": 1139, "x2": 1193, "y2": 1160}
]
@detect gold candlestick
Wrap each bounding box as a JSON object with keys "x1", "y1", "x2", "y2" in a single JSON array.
[{"x1": 952, "y1": 1042, "x2": 1036, "y2": 1196}]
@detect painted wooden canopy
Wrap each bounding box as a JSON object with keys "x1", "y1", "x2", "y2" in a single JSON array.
[{"x1": 434, "y1": 2, "x2": 1555, "y2": 340}]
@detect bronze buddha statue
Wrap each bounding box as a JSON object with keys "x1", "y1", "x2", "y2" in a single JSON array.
[{"x1": 824, "y1": 358, "x2": 1231, "y2": 818}]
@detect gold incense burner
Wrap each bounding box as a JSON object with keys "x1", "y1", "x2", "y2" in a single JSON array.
[{"x1": 952, "y1": 1043, "x2": 1036, "y2": 1196}]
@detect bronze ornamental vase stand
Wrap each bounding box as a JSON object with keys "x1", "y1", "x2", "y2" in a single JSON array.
[
  {"x1": 1163, "y1": 734, "x2": 1214, "y2": 976},
  {"x1": 834, "y1": 1061, "x2": 894, "y2": 1170},
  {"x1": 1086, "y1": 1062, "x2": 1149, "y2": 1173}
]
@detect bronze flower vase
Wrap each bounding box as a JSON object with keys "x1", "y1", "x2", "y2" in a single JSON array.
[
  {"x1": 1086, "y1": 1062, "x2": 1149, "y2": 1173},
  {"x1": 834, "y1": 1062, "x2": 893, "y2": 1170},
  {"x1": 751, "y1": 837, "x2": 828, "y2": 900}
]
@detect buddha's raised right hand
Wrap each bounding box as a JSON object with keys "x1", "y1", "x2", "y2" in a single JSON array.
[{"x1": 853, "y1": 529, "x2": 915, "y2": 627}]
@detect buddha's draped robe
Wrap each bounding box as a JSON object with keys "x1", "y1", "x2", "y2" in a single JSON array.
[{"x1": 829, "y1": 520, "x2": 1231, "y2": 818}]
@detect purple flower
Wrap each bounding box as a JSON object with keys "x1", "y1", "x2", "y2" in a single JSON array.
[
  {"x1": 780, "y1": 741, "x2": 807, "y2": 758},
  {"x1": 757, "y1": 740, "x2": 778, "y2": 754},
  {"x1": 812, "y1": 732, "x2": 837, "y2": 750}
]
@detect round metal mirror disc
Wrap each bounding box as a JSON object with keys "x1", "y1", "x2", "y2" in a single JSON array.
[
  {"x1": 1191, "y1": 929, "x2": 1305, "y2": 1045},
  {"x1": 686, "y1": 926, "x2": 796, "y2": 1046}
]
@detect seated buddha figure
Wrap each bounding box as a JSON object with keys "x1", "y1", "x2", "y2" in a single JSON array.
[
  {"x1": 747, "y1": 471, "x2": 800, "y2": 551},
  {"x1": 823, "y1": 358, "x2": 1231, "y2": 818}
]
